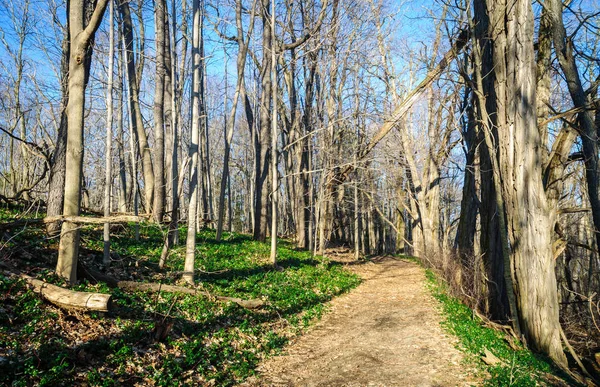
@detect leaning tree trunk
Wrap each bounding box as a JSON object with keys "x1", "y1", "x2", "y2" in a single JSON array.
[
  {"x1": 475, "y1": 0, "x2": 567, "y2": 367},
  {"x1": 56, "y1": 0, "x2": 108, "y2": 285}
]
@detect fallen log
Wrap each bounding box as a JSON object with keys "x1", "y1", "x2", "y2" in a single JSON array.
[
  {"x1": 21, "y1": 274, "x2": 111, "y2": 312},
  {"x1": 117, "y1": 281, "x2": 265, "y2": 309},
  {"x1": 44, "y1": 215, "x2": 146, "y2": 224},
  {"x1": 0, "y1": 214, "x2": 149, "y2": 232},
  {"x1": 80, "y1": 265, "x2": 265, "y2": 309}
]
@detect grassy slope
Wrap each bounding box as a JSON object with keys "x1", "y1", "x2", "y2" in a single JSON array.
[
  {"x1": 0, "y1": 209, "x2": 360, "y2": 386},
  {"x1": 424, "y1": 268, "x2": 578, "y2": 386}
]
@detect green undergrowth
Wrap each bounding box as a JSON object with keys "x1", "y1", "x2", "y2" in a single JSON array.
[
  {"x1": 424, "y1": 269, "x2": 575, "y2": 386},
  {"x1": 0, "y1": 209, "x2": 361, "y2": 386}
]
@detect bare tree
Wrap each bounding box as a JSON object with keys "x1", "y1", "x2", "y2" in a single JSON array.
[
  {"x1": 153, "y1": 0, "x2": 167, "y2": 223},
  {"x1": 546, "y1": 0, "x2": 600, "y2": 289},
  {"x1": 269, "y1": 0, "x2": 278, "y2": 265},
  {"x1": 103, "y1": 0, "x2": 115, "y2": 266},
  {"x1": 56, "y1": 0, "x2": 108, "y2": 284},
  {"x1": 183, "y1": 0, "x2": 205, "y2": 284},
  {"x1": 473, "y1": 0, "x2": 567, "y2": 366},
  {"x1": 118, "y1": 0, "x2": 154, "y2": 214},
  {"x1": 159, "y1": 0, "x2": 181, "y2": 268},
  {"x1": 216, "y1": 0, "x2": 257, "y2": 241}
]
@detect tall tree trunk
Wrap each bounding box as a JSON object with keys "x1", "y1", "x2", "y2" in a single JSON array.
[
  {"x1": 472, "y1": 0, "x2": 508, "y2": 320},
  {"x1": 183, "y1": 0, "x2": 204, "y2": 284},
  {"x1": 47, "y1": 3, "x2": 96, "y2": 236},
  {"x1": 455, "y1": 88, "x2": 478, "y2": 263},
  {"x1": 159, "y1": 0, "x2": 180, "y2": 268},
  {"x1": 164, "y1": 20, "x2": 174, "y2": 214},
  {"x1": 475, "y1": 0, "x2": 567, "y2": 366},
  {"x1": 216, "y1": 53, "x2": 230, "y2": 241},
  {"x1": 200, "y1": 55, "x2": 213, "y2": 224},
  {"x1": 547, "y1": 0, "x2": 600, "y2": 271},
  {"x1": 56, "y1": 0, "x2": 108, "y2": 284},
  {"x1": 216, "y1": 0, "x2": 256, "y2": 241},
  {"x1": 119, "y1": 0, "x2": 154, "y2": 213},
  {"x1": 269, "y1": 0, "x2": 278, "y2": 265},
  {"x1": 121, "y1": 27, "x2": 140, "y2": 241},
  {"x1": 296, "y1": 51, "x2": 317, "y2": 250},
  {"x1": 46, "y1": 36, "x2": 69, "y2": 236},
  {"x1": 253, "y1": 0, "x2": 273, "y2": 242},
  {"x1": 152, "y1": 0, "x2": 167, "y2": 223},
  {"x1": 353, "y1": 153, "x2": 360, "y2": 260},
  {"x1": 103, "y1": 0, "x2": 115, "y2": 266},
  {"x1": 116, "y1": 40, "x2": 128, "y2": 213}
]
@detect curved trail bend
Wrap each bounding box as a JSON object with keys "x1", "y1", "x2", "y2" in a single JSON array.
[{"x1": 244, "y1": 256, "x2": 478, "y2": 387}]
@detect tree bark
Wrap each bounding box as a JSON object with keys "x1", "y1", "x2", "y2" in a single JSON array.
[
  {"x1": 270, "y1": 0, "x2": 278, "y2": 266},
  {"x1": 183, "y1": 0, "x2": 204, "y2": 284},
  {"x1": 120, "y1": 26, "x2": 140, "y2": 241},
  {"x1": 475, "y1": 0, "x2": 567, "y2": 366},
  {"x1": 455, "y1": 87, "x2": 478, "y2": 263},
  {"x1": 47, "y1": 3, "x2": 97, "y2": 236},
  {"x1": 216, "y1": 0, "x2": 256, "y2": 241},
  {"x1": 253, "y1": 0, "x2": 274, "y2": 242},
  {"x1": 152, "y1": 0, "x2": 167, "y2": 223},
  {"x1": 56, "y1": 0, "x2": 109, "y2": 284},
  {"x1": 471, "y1": 0, "x2": 508, "y2": 320},
  {"x1": 546, "y1": 0, "x2": 600, "y2": 274},
  {"x1": 116, "y1": 40, "x2": 128, "y2": 213},
  {"x1": 103, "y1": 0, "x2": 115, "y2": 266},
  {"x1": 119, "y1": 0, "x2": 154, "y2": 213},
  {"x1": 159, "y1": 0, "x2": 180, "y2": 268},
  {"x1": 23, "y1": 275, "x2": 111, "y2": 312}
]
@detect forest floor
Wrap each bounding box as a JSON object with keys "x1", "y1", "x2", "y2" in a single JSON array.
[
  {"x1": 244, "y1": 253, "x2": 479, "y2": 387},
  {"x1": 0, "y1": 204, "x2": 582, "y2": 386}
]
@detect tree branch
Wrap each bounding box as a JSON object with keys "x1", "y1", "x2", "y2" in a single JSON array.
[
  {"x1": 282, "y1": 0, "x2": 330, "y2": 51},
  {"x1": 80, "y1": 0, "x2": 109, "y2": 47}
]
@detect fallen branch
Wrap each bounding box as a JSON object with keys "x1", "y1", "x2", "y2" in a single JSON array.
[
  {"x1": 80, "y1": 265, "x2": 265, "y2": 309},
  {"x1": 0, "y1": 214, "x2": 148, "y2": 231},
  {"x1": 44, "y1": 215, "x2": 147, "y2": 224},
  {"x1": 559, "y1": 326, "x2": 594, "y2": 381},
  {"x1": 117, "y1": 281, "x2": 265, "y2": 309},
  {"x1": 473, "y1": 309, "x2": 520, "y2": 344},
  {"x1": 0, "y1": 217, "x2": 44, "y2": 231},
  {"x1": 21, "y1": 274, "x2": 111, "y2": 312}
]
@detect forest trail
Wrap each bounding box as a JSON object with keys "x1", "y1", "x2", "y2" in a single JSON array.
[{"x1": 243, "y1": 256, "x2": 479, "y2": 387}]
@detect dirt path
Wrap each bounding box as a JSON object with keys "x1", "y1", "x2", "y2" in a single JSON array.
[{"x1": 243, "y1": 256, "x2": 478, "y2": 387}]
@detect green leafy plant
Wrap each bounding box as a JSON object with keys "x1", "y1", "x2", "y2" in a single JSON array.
[
  {"x1": 424, "y1": 269, "x2": 577, "y2": 386},
  {"x1": 1, "y1": 223, "x2": 360, "y2": 386}
]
